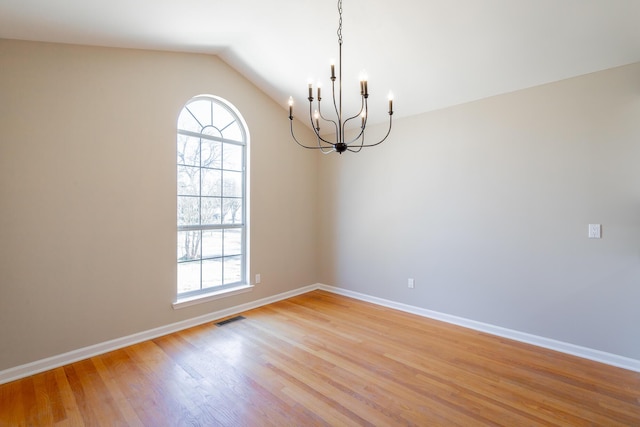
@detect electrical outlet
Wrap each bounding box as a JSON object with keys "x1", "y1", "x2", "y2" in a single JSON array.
[
  {"x1": 588, "y1": 224, "x2": 601, "y2": 239},
  {"x1": 408, "y1": 278, "x2": 415, "y2": 289},
  {"x1": 255, "y1": 274, "x2": 261, "y2": 284}
]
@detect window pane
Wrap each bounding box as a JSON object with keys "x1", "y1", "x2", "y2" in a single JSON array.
[
  {"x1": 223, "y1": 144, "x2": 243, "y2": 171},
  {"x1": 178, "y1": 165, "x2": 200, "y2": 196},
  {"x1": 224, "y1": 256, "x2": 242, "y2": 284},
  {"x1": 222, "y1": 198, "x2": 243, "y2": 224},
  {"x1": 212, "y1": 104, "x2": 234, "y2": 129},
  {"x1": 178, "y1": 196, "x2": 199, "y2": 226},
  {"x1": 202, "y1": 258, "x2": 223, "y2": 289},
  {"x1": 224, "y1": 229, "x2": 242, "y2": 256},
  {"x1": 202, "y1": 230, "x2": 223, "y2": 259},
  {"x1": 202, "y1": 125, "x2": 222, "y2": 140},
  {"x1": 177, "y1": 110, "x2": 202, "y2": 134},
  {"x1": 178, "y1": 261, "x2": 201, "y2": 294},
  {"x1": 178, "y1": 230, "x2": 201, "y2": 262},
  {"x1": 202, "y1": 168, "x2": 221, "y2": 197},
  {"x1": 201, "y1": 197, "x2": 221, "y2": 225},
  {"x1": 201, "y1": 140, "x2": 222, "y2": 169},
  {"x1": 223, "y1": 171, "x2": 243, "y2": 197},
  {"x1": 186, "y1": 100, "x2": 212, "y2": 128},
  {"x1": 177, "y1": 135, "x2": 200, "y2": 166},
  {"x1": 222, "y1": 122, "x2": 243, "y2": 142}
]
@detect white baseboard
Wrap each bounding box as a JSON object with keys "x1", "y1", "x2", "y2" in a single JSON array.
[
  {"x1": 317, "y1": 284, "x2": 640, "y2": 373},
  {"x1": 2, "y1": 282, "x2": 638, "y2": 384},
  {"x1": 0, "y1": 284, "x2": 318, "y2": 385}
]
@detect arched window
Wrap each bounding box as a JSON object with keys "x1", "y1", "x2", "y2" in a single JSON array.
[{"x1": 176, "y1": 95, "x2": 248, "y2": 298}]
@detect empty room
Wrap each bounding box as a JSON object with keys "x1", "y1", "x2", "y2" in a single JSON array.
[{"x1": 1, "y1": 0, "x2": 639, "y2": 425}]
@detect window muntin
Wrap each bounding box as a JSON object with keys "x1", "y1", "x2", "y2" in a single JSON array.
[{"x1": 177, "y1": 96, "x2": 247, "y2": 297}]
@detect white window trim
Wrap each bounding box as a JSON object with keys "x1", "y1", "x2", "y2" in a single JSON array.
[
  {"x1": 172, "y1": 283, "x2": 254, "y2": 310},
  {"x1": 175, "y1": 94, "x2": 251, "y2": 303}
]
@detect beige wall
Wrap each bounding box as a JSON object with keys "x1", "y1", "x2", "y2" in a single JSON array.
[
  {"x1": 0, "y1": 39, "x2": 318, "y2": 370},
  {"x1": 318, "y1": 62, "x2": 640, "y2": 360},
  {"x1": 2, "y1": 37, "x2": 639, "y2": 371}
]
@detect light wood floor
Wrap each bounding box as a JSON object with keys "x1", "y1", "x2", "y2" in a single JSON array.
[{"x1": 1, "y1": 290, "x2": 639, "y2": 426}]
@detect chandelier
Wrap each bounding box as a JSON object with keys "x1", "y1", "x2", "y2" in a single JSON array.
[{"x1": 288, "y1": 0, "x2": 394, "y2": 154}]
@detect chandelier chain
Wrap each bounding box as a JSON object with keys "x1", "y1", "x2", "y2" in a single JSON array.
[{"x1": 337, "y1": 0, "x2": 343, "y2": 45}]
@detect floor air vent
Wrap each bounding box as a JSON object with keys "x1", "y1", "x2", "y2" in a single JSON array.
[{"x1": 215, "y1": 315, "x2": 246, "y2": 326}]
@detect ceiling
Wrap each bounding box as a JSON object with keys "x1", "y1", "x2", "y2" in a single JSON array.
[{"x1": 2, "y1": 0, "x2": 640, "y2": 126}]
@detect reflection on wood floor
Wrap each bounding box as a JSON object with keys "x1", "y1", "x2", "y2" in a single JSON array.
[{"x1": 1, "y1": 290, "x2": 639, "y2": 426}]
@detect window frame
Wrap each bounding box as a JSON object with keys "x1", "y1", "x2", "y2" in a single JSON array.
[{"x1": 174, "y1": 95, "x2": 250, "y2": 305}]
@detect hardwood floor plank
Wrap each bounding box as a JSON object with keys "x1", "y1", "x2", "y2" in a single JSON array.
[
  {"x1": 253, "y1": 298, "x2": 534, "y2": 424},
  {"x1": 30, "y1": 372, "x2": 56, "y2": 425},
  {"x1": 126, "y1": 340, "x2": 219, "y2": 426},
  {"x1": 66, "y1": 359, "x2": 127, "y2": 426},
  {"x1": 92, "y1": 356, "x2": 144, "y2": 426},
  {"x1": 61, "y1": 364, "x2": 100, "y2": 426},
  {"x1": 242, "y1": 310, "x2": 468, "y2": 422},
  {"x1": 53, "y1": 367, "x2": 84, "y2": 426},
  {"x1": 177, "y1": 323, "x2": 347, "y2": 426},
  {"x1": 0, "y1": 381, "x2": 22, "y2": 426},
  {"x1": 1, "y1": 290, "x2": 639, "y2": 426},
  {"x1": 245, "y1": 302, "x2": 524, "y2": 425},
  {"x1": 147, "y1": 333, "x2": 265, "y2": 426},
  {"x1": 297, "y1": 291, "x2": 640, "y2": 421}
]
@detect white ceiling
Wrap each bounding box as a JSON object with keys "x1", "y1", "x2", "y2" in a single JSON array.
[{"x1": 2, "y1": 0, "x2": 640, "y2": 126}]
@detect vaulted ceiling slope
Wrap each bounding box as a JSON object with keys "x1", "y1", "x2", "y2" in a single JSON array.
[{"x1": 2, "y1": 0, "x2": 640, "y2": 125}]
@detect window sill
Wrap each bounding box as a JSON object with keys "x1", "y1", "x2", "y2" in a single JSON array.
[{"x1": 172, "y1": 284, "x2": 254, "y2": 310}]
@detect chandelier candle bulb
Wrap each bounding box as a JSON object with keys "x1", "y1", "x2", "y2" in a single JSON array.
[
  {"x1": 288, "y1": 96, "x2": 293, "y2": 118},
  {"x1": 308, "y1": 83, "x2": 313, "y2": 99},
  {"x1": 331, "y1": 61, "x2": 336, "y2": 80},
  {"x1": 388, "y1": 92, "x2": 393, "y2": 114},
  {"x1": 314, "y1": 110, "x2": 320, "y2": 130}
]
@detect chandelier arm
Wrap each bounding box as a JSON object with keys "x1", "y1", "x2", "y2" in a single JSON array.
[
  {"x1": 347, "y1": 135, "x2": 365, "y2": 153},
  {"x1": 317, "y1": 103, "x2": 339, "y2": 142},
  {"x1": 354, "y1": 114, "x2": 394, "y2": 148},
  {"x1": 344, "y1": 128, "x2": 366, "y2": 146},
  {"x1": 330, "y1": 78, "x2": 342, "y2": 143},
  {"x1": 343, "y1": 123, "x2": 365, "y2": 143},
  {"x1": 342, "y1": 96, "x2": 366, "y2": 144},
  {"x1": 342, "y1": 98, "x2": 366, "y2": 146},
  {"x1": 321, "y1": 147, "x2": 337, "y2": 154},
  {"x1": 342, "y1": 106, "x2": 365, "y2": 129},
  {"x1": 309, "y1": 100, "x2": 339, "y2": 146},
  {"x1": 315, "y1": 138, "x2": 337, "y2": 154},
  {"x1": 347, "y1": 94, "x2": 366, "y2": 122},
  {"x1": 290, "y1": 120, "x2": 335, "y2": 150},
  {"x1": 313, "y1": 126, "x2": 336, "y2": 153},
  {"x1": 311, "y1": 120, "x2": 340, "y2": 146}
]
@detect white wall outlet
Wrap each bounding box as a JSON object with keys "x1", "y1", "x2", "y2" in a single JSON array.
[
  {"x1": 408, "y1": 278, "x2": 415, "y2": 289},
  {"x1": 255, "y1": 273, "x2": 261, "y2": 284},
  {"x1": 588, "y1": 224, "x2": 601, "y2": 239}
]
